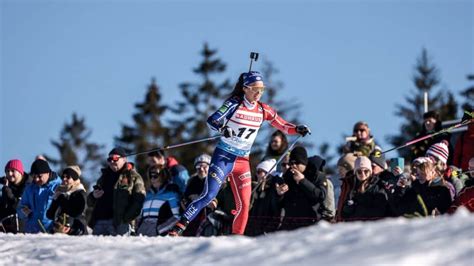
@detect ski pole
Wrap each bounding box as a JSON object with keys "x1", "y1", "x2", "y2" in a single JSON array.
[
  {"x1": 126, "y1": 135, "x2": 222, "y2": 157},
  {"x1": 376, "y1": 111, "x2": 473, "y2": 157},
  {"x1": 252, "y1": 135, "x2": 302, "y2": 194},
  {"x1": 37, "y1": 219, "x2": 47, "y2": 233}
]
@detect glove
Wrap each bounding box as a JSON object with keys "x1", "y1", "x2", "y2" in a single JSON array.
[
  {"x1": 296, "y1": 124, "x2": 311, "y2": 137},
  {"x1": 220, "y1": 126, "x2": 235, "y2": 138}
]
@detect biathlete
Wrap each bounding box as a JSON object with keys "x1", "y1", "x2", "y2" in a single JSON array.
[{"x1": 169, "y1": 71, "x2": 310, "y2": 236}]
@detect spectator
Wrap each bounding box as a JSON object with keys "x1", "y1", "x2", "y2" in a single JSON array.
[
  {"x1": 369, "y1": 152, "x2": 403, "y2": 190},
  {"x1": 17, "y1": 159, "x2": 62, "y2": 233},
  {"x1": 426, "y1": 141, "x2": 456, "y2": 199},
  {"x1": 412, "y1": 111, "x2": 452, "y2": 161},
  {"x1": 343, "y1": 121, "x2": 380, "y2": 157},
  {"x1": 136, "y1": 166, "x2": 181, "y2": 236},
  {"x1": 391, "y1": 157, "x2": 452, "y2": 217},
  {"x1": 181, "y1": 154, "x2": 211, "y2": 236},
  {"x1": 444, "y1": 165, "x2": 468, "y2": 196},
  {"x1": 340, "y1": 156, "x2": 390, "y2": 221},
  {"x1": 46, "y1": 165, "x2": 88, "y2": 235},
  {"x1": 453, "y1": 107, "x2": 474, "y2": 170},
  {"x1": 448, "y1": 157, "x2": 474, "y2": 213},
  {"x1": 88, "y1": 147, "x2": 146, "y2": 236},
  {"x1": 245, "y1": 159, "x2": 282, "y2": 236},
  {"x1": 0, "y1": 159, "x2": 27, "y2": 233},
  {"x1": 277, "y1": 147, "x2": 328, "y2": 231},
  {"x1": 335, "y1": 153, "x2": 357, "y2": 222},
  {"x1": 263, "y1": 130, "x2": 288, "y2": 161},
  {"x1": 147, "y1": 150, "x2": 190, "y2": 194}
]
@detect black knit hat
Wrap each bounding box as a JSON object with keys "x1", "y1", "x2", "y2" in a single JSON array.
[
  {"x1": 289, "y1": 146, "x2": 308, "y2": 165},
  {"x1": 30, "y1": 159, "x2": 51, "y2": 175},
  {"x1": 108, "y1": 147, "x2": 127, "y2": 157},
  {"x1": 369, "y1": 151, "x2": 386, "y2": 169}
]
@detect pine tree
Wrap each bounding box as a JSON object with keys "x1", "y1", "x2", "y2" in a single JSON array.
[
  {"x1": 115, "y1": 78, "x2": 170, "y2": 175},
  {"x1": 386, "y1": 49, "x2": 458, "y2": 162},
  {"x1": 169, "y1": 43, "x2": 231, "y2": 169},
  {"x1": 47, "y1": 113, "x2": 105, "y2": 189},
  {"x1": 460, "y1": 74, "x2": 474, "y2": 112}
]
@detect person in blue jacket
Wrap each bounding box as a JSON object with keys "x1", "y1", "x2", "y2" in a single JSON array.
[{"x1": 17, "y1": 159, "x2": 62, "y2": 233}]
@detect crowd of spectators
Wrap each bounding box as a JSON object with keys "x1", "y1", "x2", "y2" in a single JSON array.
[{"x1": 1, "y1": 109, "x2": 473, "y2": 237}]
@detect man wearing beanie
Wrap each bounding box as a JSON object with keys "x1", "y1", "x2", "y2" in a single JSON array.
[
  {"x1": 1, "y1": 159, "x2": 28, "y2": 233},
  {"x1": 46, "y1": 165, "x2": 88, "y2": 235},
  {"x1": 276, "y1": 146, "x2": 328, "y2": 231},
  {"x1": 17, "y1": 159, "x2": 62, "y2": 233},
  {"x1": 88, "y1": 147, "x2": 146, "y2": 236},
  {"x1": 412, "y1": 111, "x2": 452, "y2": 162}
]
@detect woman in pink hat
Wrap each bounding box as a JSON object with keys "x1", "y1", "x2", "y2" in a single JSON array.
[{"x1": 0, "y1": 159, "x2": 27, "y2": 233}]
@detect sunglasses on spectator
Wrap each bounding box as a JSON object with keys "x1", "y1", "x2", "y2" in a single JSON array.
[
  {"x1": 356, "y1": 169, "x2": 371, "y2": 176},
  {"x1": 150, "y1": 172, "x2": 160, "y2": 179},
  {"x1": 354, "y1": 128, "x2": 367, "y2": 133},
  {"x1": 107, "y1": 155, "x2": 121, "y2": 163}
]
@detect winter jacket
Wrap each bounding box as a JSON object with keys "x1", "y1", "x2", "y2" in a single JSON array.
[
  {"x1": 88, "y1": 163, "x2": 146, "y2": 227},
  {"x1": 0, "y1": 176, "x2": 27, "y2": 233},
  {"x1": 391, "y1": 177, "x2": 453, "y2": 217},
  {"x1": 245, "y1": 178, "x2": 282, "y2": 236},
  {"x1": 453, "y1": 124, "x2": 474, "y2": 170},
  {"x1": 46, "y1": 183, "x2": 88, "y2": 235},
  {"x1": 137, "y1": 183, "x2": 181, "y2": 236},
  {"x1": 336, "y1": 172, "x2": 356, "y2": 222},
  {"x1": 17, "y1": 172, "x2": 62, "y2": 233},
  {"x1": 340, "y1": 176, "x2": 390, "y2": 221},
  {"x1": 343, "y1": 137, "x2": 378, "y2": 157},
  {"x1": 279, "y1": 156, "x2": 328, "y2": 231},
  {"x1": 448, "y1": 179, "x2": 474, "y2": 213},
  {"x1": 167, "y1": 157, "x2": 190, "y2": 194}
]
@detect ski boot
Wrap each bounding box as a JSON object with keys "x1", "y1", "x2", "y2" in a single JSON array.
[{"x1": 168, "y1": 219, "x2": 189, "y2": 237}]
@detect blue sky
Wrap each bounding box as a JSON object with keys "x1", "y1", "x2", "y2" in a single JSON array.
[{"x1": 1, "y1": 0, "x2": 473, "y2": 171}]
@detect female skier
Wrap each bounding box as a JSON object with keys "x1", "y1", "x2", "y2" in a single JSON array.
[{"x1": 169, "y1": 71, "x2": 310, "y2": 236}]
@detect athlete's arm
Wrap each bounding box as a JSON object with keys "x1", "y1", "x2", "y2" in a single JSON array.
[
  {"x1": 262, "y1": 103, "x2": 298, "y2": 135},
  {"x1": 207, "y1": 97, "x2": 240, "y2": 132}
]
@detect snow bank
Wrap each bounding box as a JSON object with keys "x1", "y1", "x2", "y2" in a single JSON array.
[{"x1": 1, "y1": 210, "x2": 473, "y2": 265}]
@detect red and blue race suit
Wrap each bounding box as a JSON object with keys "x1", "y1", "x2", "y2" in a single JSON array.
[{"x1": 182, "y1": 95, "x2": 298, "y2": 234}]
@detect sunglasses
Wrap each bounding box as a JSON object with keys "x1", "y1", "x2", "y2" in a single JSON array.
[
  {"x1": 244, "y1": 86, "x2": 265, "y2": 93},
  {"x1": 354, "y1": 128, "x2": 367, "y2": 133},
  {"x1": 107, "y1": 155, "x2": 121, "y2": 163},
  {"x1": 356, "y1": 169, "x2": 371, "y2": 176},
  {"x1": 150, "y1": 173, "x2": 160, "y2": 179}
]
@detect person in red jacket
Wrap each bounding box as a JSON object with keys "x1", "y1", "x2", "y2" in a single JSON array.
[
  {"x1": 448, "y1": 157, "x2": 474, "y2": 213},
  {"x1": 453, "y1": 108, "x2": 474, "y2": 170}
]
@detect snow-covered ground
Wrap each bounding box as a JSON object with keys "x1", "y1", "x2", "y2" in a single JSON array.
[{"x1": 1, "y1": 210, "x2": 473, "y2": 265}]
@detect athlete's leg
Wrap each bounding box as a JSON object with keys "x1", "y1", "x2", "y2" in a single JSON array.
[
  {"x1": 182, "y1": 148, "x2": 236, "y2": 222},
  {"x1": 229, "y1": 157, "x2": 252, "y2": 235}
]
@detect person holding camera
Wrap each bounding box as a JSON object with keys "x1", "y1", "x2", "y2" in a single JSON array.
[
  {"x1": 276, "y1": 147, "x2": 328, "y2": 230},
  {"x1": 0, "y1": 159, "x2": 28, "y2": 233},
  {"x1": 88, "y1": 147, "x2": 146, "y2": 236},
  {"x1": 391, "y1": 157, "x2": 452, "y2": 217},
  {"x1": 46, "y1": 165, "x2": 87, "y2": 235}
]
